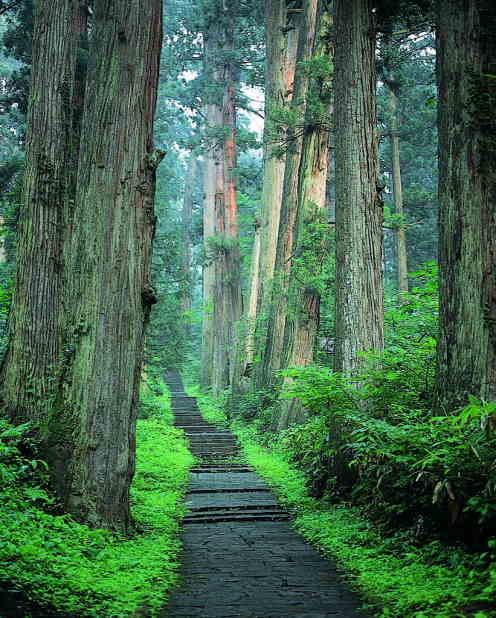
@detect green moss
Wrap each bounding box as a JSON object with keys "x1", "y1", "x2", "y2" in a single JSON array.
[{"x1": 0, "y1": 377, "x2": 195, "y2": 617}]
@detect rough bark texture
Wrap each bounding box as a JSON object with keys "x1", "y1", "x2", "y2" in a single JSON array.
[
  {"x1": 202, "y1": 1, "x2": 243, "y2": 396},
  {"x1": 181, "y1": 157, "x2": 197, "y2": 315},
  {"x1": 233, "y1": 0, "x2": 300, "y2": 396},
  {"x1": 199, "y1": 95, "x2": 221, "y2": 389},
  {"x1": 389, "y1": 87, "x2": 408, "y2": 294},
  {"x1": 254, "y1": 0, "x2": 319, "y2": 393},
  {"x1": 277, "y1": 2, "x2": 334, "y2": 430},
  {"x1": 256, "y1": 0, "x2": 300, "y2": 309},
  {"x1": 0, "y1": 0, "x2": 81, "y2": 423},
  {"x1": 59, "y1": 0, "x2": 163, "y2": 531},
  {"x1": 245, "y1": 217, "x2": 261, "y2": 366},
  {"x1": 436, "y1": 0, "x2": 496, "y2": 411},
  {"x1": 334, "y1": 0, "x2": 383, "y2": 375}
]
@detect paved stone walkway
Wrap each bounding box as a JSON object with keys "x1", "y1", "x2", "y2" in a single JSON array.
[{"x1": 164, "y1": 372, "x2": 368, "y2": 618}]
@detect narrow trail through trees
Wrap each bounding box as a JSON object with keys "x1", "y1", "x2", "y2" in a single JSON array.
[{"x1": 164, "y1": 372, "x2": 368, "y2": 618}]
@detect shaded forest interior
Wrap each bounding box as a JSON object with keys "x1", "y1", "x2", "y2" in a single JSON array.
[{"x1": 0, "y1": 0, "x2": 495, "y2": 617}]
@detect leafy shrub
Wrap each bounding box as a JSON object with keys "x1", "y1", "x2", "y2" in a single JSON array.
[
  {"x1": 231, "y1": 420, "x2": 496, "y2": 618},
  {"x1": 271, "y1": 265, "x2": 496, "y2": 542},
  {"x1": 0, "y1": 378, "x2": 194, "y2": 617}
]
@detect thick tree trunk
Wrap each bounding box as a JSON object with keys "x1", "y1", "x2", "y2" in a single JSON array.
[
  {"x1": 389, "y1": 87, "x2": 408, "y2": 294},
  {"x1": 276, "y1": 1, "x2": 333, "y2": 430},
  {"x1": 245, "y1": 217, "x2": 261, "y2": 367},
  {"x1": 211, "y1": 7, "x2": 243, "y2": 394},
  {"x1": 233, "y1": 0, "x2": 300, "y2": 395},
  {"x1": 199, "y1": 100, "x2": 221, "y2": 390},
  {"x1": 181, "y1": 157, "x2": 197, "y2": 315},
  {"x1": 200, "y1": 1, "x2": 242, "y2": 395},
  {"x1": 59, "y1": 0, "x2": 163, "y2": 531},
  {"x1": 256, "y1": 0, "x2": 300, "y2": 309},
  {"x1": 334, "y1": 0, "x2": 383, "y2": 375},
  {"x1": 436, "y1": 0, "x2": 496, "y2": 411},
  {"x1": 0, "y1": 0, "x2": 80, "y2": 423},
  {"x1": 254, "y1": 0, "x2": 320, "y2": 393}
]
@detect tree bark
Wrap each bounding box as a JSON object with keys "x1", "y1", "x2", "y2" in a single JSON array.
[
  {"x1": 436, "y1": 0, "x2": 496, "y2": 411},
  {"x1": 277, "y1": 2, "x2": 334, "y2": 429},
  {"x1": 256, "y1": 0, "x2": 300, "y2": 309},
  {"x1": 181, "y1": 156, "x2": 197, "y2": 315},
  {"x1": 245, "y1": 217, "x2": 261, "y2": 367},
  {"x1": 254, "y1": 0, "x2": 320, "y2": 393},
  {"x1": 334, "y1": 0, "x2": 383, "y2": 375},
  {"x1": 59, "y1": 0, "x2": 163, "y2": 531},
  {"x1": 389, "y1": 87, "x2": 409, "y2": 294},
  {"x1": 199, "y1": 93, "x2": 221, "y2": 390},
  {"x1": 201, "y1": 1, "x2": 243, "y2": 395},
  {"x1": 232, "y1": 0, "x2": 300, "y2": 395},
  {"x1": 0, "y1": 0, "x2": 81, "y2": 424}
]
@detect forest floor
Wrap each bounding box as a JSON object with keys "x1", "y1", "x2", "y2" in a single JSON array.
[{"x1": 164, "y1": 371, "x2": 367, "y2": 618}]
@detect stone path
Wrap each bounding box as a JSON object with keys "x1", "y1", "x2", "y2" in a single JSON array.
[{"x1": 164, "y1": 372, "x2": 368, "y2": 618}]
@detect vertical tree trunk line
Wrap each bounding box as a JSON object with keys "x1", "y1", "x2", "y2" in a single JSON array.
[
  {"x1": 256, "y1": 0, "x2": 300, "y2": 312},
  {"x1": 58, "y1": 0, "x2": 163, "y2": 530},
  {"x1": 254, "y1": 0, "x2": 320, "y2": 394},
  {"x1": 200, "y1": 14, "x2": 224, "y2": 391},
  {"x1": 436, "y1": 0, "x2": 496, "y2": 411},
  {"x1": 276, "y1": 1, "x2": 334, "y2": 430},
  {"x1": 209, "y1": 2, "x2": 243, "y2": 395},
  {"x1": 181, "y1": 156, "x2": 198, "y2": 315},
  {"x1": 245, "y1": 217, "x2": 262, "y2": 367},
  {"x1": 334, "y1": 0, "x2": 384, "y2": 375},
  {"x1": 232, "y1": 0, "x2": 300, "y2": 395},
  {"x1": 388, "y1": 86, "x2": 409, "y2": 294},
  {"x1": 0, "y1": 0, "x2": 81, "y2": 424}
]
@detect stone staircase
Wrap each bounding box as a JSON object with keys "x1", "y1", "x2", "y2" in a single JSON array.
[
  {"x1": 165, "y1": 371, "x2": 290, "y2": 525},
  {"x1": 165, "y1": 371, "x2": 367, "y2": 618}
]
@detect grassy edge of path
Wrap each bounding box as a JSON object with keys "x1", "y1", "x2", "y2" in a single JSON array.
[
  {"x1": 0, "y1": 378, "x2": 194, "y2": 617},
  {"x1": 190, "y1": 387, "x2": 496, "y2": 618}
]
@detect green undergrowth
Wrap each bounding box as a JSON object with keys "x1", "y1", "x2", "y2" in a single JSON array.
[
  {"x1": 192, "y1": 388, "x2": 496, "y2": 618},
  {"x1": 0, "y1": 376, "x2": 194, "y2": 617}
]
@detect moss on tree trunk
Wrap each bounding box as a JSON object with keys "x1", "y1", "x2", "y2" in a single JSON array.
[{"x1": 436, "y1": 0, "x2": 496, "y2": 411}]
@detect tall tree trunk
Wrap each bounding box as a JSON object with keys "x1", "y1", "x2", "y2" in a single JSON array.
[
  {"x1": 334, "y1": 0, "x2": 383, "y2": 375},
  {"x1": 232, "y1": 0, "x2": 300, "y2": 394},
  {"x1": 256, "y1": 0, "x2": 300, "y2": 309},
  {"x1": 389, "y1": 86, "x2": 408, "y2": 294},
  {"x1": 199, "y1": 101, "x2": 221, "y2": 389},
  {"x1": 200, "y1": 10, "x2": 225, "y2": 391},
  {"x1": 245, "y1": 217, "x2": 261, "y2": 367},
  {"x1": 277, "y1": 2, "x2": 334, "y2": 430},
  {"x1": 59, "y1": 0, "x2": 163, "y2": 531},
  {"x1": 254, "y1": 0, "x2": 320, "y2": 394},
  {"x1": 181, "y1": 156, "x2": 197, "y2": 315},
  {"x1": 436, "y1": 0, "x2": 496, "y2": 411},
  {"x1": 206, "y1": 1, "x2": 242, "y2": 395},
  {"x1": 0, "y1": 0, "x2": 81, "y2": 423}
]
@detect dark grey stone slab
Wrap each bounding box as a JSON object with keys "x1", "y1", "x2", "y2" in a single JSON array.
[{"x1": 163, "y1": 373, "x2": 369, "y2": 618}]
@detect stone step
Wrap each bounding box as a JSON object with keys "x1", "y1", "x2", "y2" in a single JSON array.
[
  {"x1": 188, "y1": 433, "x2": 238, "y2": 445},
  {"x1": 187, "y1": 487, "x2": 272, "y2": 494},
  {"x1": 183, "y1": 507, "x2": 290, "y2": 524},
  {"x1": 175, "y1": 426, "x2": 227, "y2": 433},
  {"x1": 190, "y1": 466, "x2": 252, "y2": 473},
  {"x1": 173, "y1": 417, "x2": 204, "y2": 424}
]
